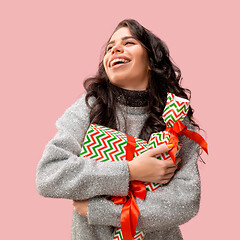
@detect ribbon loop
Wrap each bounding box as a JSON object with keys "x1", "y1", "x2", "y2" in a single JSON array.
[
  {"x1": 172, "y1": 120, "x2": 186, "y2": 133},
  {"x1": 166, "y1": 121, "x2": 208, "y2": 164}
]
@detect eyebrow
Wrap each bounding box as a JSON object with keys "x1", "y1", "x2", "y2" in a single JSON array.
[{"x1": 107, "y1": 36, "x2": 136, "y2": 46}]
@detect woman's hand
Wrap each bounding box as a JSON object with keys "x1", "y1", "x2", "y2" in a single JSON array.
[
  {"x1": 72, "y1": 200, "x2": 88, "y2": 218},
  {"x1": 128, "y1": 144, "x2": 181, "y2": 184}
]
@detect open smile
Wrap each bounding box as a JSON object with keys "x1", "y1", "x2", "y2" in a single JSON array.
[
  {"x1": 110, "y1": 61, "x2": 131, "y2": 69},
  {"x1": 108, "y1": 56, "x2": 131, "y2": 68}
]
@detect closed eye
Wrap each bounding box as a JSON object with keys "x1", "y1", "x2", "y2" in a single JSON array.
[
  {"x1": 106, "y1": 46, "x2": 112, "y2": 52},
  {"x1": 125, "y1": 41, "x2": 135, "y2": 45},
  {"x1": 106, "y1": 41, "x2": 135, "y2": 52}
]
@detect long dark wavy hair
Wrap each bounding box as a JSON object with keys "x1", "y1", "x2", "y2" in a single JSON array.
[{"x1": 83, "y1": 19, "x2": 200, "y2": 141}]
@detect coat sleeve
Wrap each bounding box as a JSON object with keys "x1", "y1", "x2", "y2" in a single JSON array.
[
  {"x1": 36, "y1": 93, "x2": 129, "y2": 200},
  {"x1": 87, "y1": 118, "x2": 201, "y2": 232}
]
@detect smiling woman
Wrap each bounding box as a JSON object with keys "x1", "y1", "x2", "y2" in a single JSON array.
[
  {"x1": 103, "y1": 27, "x2": 150, "y2": 90},
  {"x1": 36, "y1": 19, "x2": 202, "y2": 240}
]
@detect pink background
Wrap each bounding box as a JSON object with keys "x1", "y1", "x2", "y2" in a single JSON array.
[{"x1": 1, "y1": 0, "x2": 239, "y2": 239}]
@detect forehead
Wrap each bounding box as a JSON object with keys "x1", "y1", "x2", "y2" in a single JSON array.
[{"x1": 109, "y1": 27, "x2": 132, "y2": 42}]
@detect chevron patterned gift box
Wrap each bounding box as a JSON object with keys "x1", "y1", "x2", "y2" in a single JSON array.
[
  {"x1": 79, "y1": 92, "x2": 192, "y2": 240},
  {"x1": 80, "y1": 93, "x2": 192, "y2": 240},
  {"x1": 80, "y1": 124, "x2": 179, "y2": 190}
]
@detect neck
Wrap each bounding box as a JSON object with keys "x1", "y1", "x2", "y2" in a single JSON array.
[
  {"x1": 115, "y1": 82, "x2": 148, "y2": 91},
  {"x1": 109, "y1": 82, "x2": 149, "y2": 107}
]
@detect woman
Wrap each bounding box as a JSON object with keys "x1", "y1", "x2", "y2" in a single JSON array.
[{"x1": 36, "y1": 19, "x2": 201, "y2": 240}]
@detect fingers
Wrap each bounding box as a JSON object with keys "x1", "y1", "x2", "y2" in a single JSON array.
[
  {"x1": 165, "y1": 166, "x2": 177, "y2": 174},
  {"x1": 158, "y1": 158, "x2": 177, "y2": 168},
  {"x1": 147, "y1": 144, "x2": 173, "y2": 157},
  {"x1": 165, "y1": 158, "x2": 181, "y2": 171},
  {"x1": 157, "y1": 158, "x2": 181, "y2": 184},
  {"x1": 72, "y1": 200, "x2": 77, "y2": 205},
  {"x1": 72, "y1": 200, "x2": 80, "y2": 208},
  {"x1": 72, "y1": 201, "x2": 77, "y2": 211},
  {"x1": 160, "y1": 179, "x2": 173, "y2": 184},
  {"x1": 162, "y1": 172, "x2": 175, "y2": 179}
]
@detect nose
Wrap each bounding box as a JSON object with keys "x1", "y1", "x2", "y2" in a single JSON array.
[{"x1": 111, "y1": 43, "x2": 123, "y2": 54}]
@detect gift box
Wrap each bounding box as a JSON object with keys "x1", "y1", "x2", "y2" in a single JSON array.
[
  {"x1": 80, "y1": 125, "x2": 180, "y2": 192},
  {"x1": 80, "y1": 93, "x2": 207, "y2": 240},
  {"x1": 80, "y1": 124, "x2": 147, "y2": 162}
]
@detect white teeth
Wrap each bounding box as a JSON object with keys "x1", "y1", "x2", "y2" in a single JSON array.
[{"x1": 110, "y1": 58, "x2": 130, "y2": 67}]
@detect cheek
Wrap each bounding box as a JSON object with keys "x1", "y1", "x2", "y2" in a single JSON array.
[
  {"x1": 103, "y1": 56, "x2": 108, "y2": 71},
  {"x1": 132, "y1": 48, "x2": 148, "y2": 65},
  {"x1": 135, "y1": 53, "x2": 148, "y2": 68},
  {"x1": 103, "y1": 57, "x2": 112, "y2": 79}
]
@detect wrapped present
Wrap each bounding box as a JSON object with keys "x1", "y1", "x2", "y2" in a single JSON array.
[
  {"x1": 80, "y1": 92, "x2": 208, "y2": 240},
  {"x1": 162, "y1": 93, "x2": 208, "y2": 164},
  {"x1": 80, "y1": 124, "x2": 148, "y2": 162}
]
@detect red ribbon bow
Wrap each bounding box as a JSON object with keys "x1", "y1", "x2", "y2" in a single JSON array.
[
  {"x1": 111, "y1": 134, "x2": 146, "y2": 240},
  {"x1": 111, "y1": 181, "x2": 146, "y2": 240},
  {"x1": 166, "y1": 121, "x2": 208, "y2": 164}
]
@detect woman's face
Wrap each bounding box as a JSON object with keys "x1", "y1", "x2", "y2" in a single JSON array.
[{"x1": 103, "y1": 27, "x2": 150, "y2": 90}]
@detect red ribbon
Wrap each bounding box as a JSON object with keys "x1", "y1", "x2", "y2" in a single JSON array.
[
  {"x1": 166, "y1": 121, "x2": 208, "y2": 164},
  {"x1": 111, "y1": 134, "x2": 146, "y2": 240},
  {"x1": 111, "y1": 181, "x2": 146, "y2": 240},
  {"x1": 125, "y1": 134, "x2": 136, "y2": 161}
]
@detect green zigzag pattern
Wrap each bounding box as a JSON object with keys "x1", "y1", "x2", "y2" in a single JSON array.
[
  {"x1": 87, "y1": 129, "x2": 106, "y2": 159},
  {"x1": 112, "y1": 228, "x2": 146, "y2": 240},
  {"x1": 112, "y1": 228, "x2": 123, "y2": 240},
  {"x1": 96, "y1": 128, "x2": 123, "y2": 161},
  {"x1": 79, "y1": 127, "x2": 95, "y2": 156},
  {"x1": 113, "y1": 134, "x2": 128, "y2": 161},
  {"x1": 166, "y1": 93, "x2": 174, "y2": 102},
  {"x1": 163, "y1": 102, "x2": 189, "y2": 116},
  {"x1": 82, "y1": 125, "x2": 129, "y2": 162},
  {"x1": 148, "y1": 132, "x2": 170, "y2": 152},
  {"x1": 163, "y1": 114, "x2": 185, "y2": 124},
  {"x1": 134, "y1": 230, "x2": 146, "y2": 240},
  {"x1": 145, "y1": 182, "x2": 161, "y2": 191}
]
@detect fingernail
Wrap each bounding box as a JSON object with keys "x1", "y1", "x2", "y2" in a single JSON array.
[{"x1": 167, "y1": 144, "x2": 174, "y2": 148}]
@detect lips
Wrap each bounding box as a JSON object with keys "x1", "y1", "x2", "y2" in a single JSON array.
[
  {"x1": 111, "y1": 62, "x2": 131, "y2": 70},
  {"x1": 109, "y1": 55, "x2": 131, "y2": 68}
]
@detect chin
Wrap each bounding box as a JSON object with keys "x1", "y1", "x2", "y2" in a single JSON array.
[
  {"x1": 109, "y1": 79, "x2": 125, "y2": 88},
  {"x1": 109, "y1": 75, "x2": 127, "y2": 86}
]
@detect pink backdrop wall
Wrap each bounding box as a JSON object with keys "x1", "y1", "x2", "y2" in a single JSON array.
[{"x1": 1, "y1": 0, "x2": 239, "y2": 239}]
